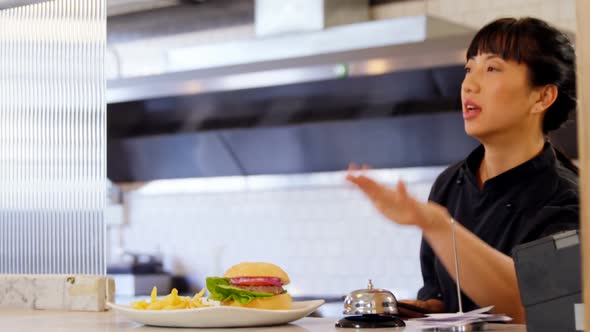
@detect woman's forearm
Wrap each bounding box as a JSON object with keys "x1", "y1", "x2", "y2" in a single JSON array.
[{"x1": 422, "y1": 215, "x2": 526, "y2": 323}]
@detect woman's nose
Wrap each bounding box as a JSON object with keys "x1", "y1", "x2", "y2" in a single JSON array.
[{"x1": 462, "y1": 72, "x2": 480, "y2": 94}]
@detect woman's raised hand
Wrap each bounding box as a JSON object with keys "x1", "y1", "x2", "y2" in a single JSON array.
[{"x1": 346, "y1": 164, "x2": 450, "y2": 232}]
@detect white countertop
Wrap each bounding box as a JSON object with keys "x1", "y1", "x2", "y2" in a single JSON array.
[{"x1": 1, "y1": 309, "x2": 527, "y2": 332}]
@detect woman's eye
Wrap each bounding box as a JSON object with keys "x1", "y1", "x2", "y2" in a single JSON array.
[
  {"x1": 464, "y1": 67, "x2": 471, "y2": 73},
  {"x1": 487, "y1": 66, "x2": 500, "y2": 72}
]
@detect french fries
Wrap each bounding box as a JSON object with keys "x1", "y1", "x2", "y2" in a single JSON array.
[{"x1": 131, "y1": 287, "x2": 208, "y2": 310}]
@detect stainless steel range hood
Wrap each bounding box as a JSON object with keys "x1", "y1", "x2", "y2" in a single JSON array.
[
  {"x1": 107, "y1": 11, "x2": 475, "y2": 103},
  {"x1": 107, "y1": 0, "x2": 180, "y2": 17},
  {"x1": 106, "y1": 2, "x2": 478, "y2": 182}
]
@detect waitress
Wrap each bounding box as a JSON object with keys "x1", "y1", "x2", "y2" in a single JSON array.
[{"x1": 347, "y1": 17, "x2": 579, "y2": 324}]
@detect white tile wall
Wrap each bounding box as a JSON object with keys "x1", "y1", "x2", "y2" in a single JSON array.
[
  {"x1": 118, "y1": 173, "x2": 437, "y2": 304},
  {"x1": 371, "y1": 0, "x2": 577, "y2": 32}
]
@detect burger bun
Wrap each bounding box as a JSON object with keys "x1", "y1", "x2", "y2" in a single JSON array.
[{"x1": 225, "y1": 292, "x2": 292, "y2": 310}]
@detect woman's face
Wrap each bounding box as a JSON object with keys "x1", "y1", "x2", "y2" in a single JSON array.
[{"x1": 461, "y1": 52, "x2": 540, "y2": 142}]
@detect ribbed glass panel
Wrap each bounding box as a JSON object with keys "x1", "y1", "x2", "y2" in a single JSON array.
[{"x1": 0, "y1": 0, "x2": 106, "y2": 274}]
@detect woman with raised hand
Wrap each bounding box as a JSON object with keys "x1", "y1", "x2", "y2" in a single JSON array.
[{"x1": 347, "y1": 17, "x2": 579, "y2": 323}]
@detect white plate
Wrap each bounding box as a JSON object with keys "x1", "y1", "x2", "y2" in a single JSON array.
[{"x1": 108, "y1": 300, "x2": 325, "y2": 328}]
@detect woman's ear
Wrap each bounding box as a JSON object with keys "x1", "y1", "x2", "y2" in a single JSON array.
[{"x1": 532, "y1": 84, "x2": 558, "y2": 114}]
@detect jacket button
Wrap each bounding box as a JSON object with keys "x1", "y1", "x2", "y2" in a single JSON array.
[{"x1": 506, "y1": 203, "x2": 512, "y2": 208}]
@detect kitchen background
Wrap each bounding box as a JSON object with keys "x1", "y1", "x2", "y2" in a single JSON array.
[{"x1": 103, "y1": 0, "x2": 579, "y2": 317}]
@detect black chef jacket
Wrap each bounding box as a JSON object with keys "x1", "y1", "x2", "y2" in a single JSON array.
[{"x1": 417, "y1": 142, "x2": 579, "y2": 313}]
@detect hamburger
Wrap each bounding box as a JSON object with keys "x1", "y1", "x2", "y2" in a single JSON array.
[{"x1": 206, "y1": 262, "x2": 292, "y2": 310}]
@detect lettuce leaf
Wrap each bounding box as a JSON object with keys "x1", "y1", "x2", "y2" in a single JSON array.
[{"x1": 206, "y1": 277, "x2": 275, "y2": 304}]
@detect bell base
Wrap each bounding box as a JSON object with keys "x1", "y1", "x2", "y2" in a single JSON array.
[{"x1": 335, "y1": 314, "x2": 406, "y2": 328}]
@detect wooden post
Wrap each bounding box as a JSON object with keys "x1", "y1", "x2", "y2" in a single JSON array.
[{"x1": 576, "y1": 0, "x2": 590, "y2": 330}]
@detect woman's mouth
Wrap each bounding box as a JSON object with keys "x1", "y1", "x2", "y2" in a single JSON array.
[{"x1": 463, "y1": 100, "x2": 482, "y2": 120}]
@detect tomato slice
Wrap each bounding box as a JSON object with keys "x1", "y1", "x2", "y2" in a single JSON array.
[{"x1": 230, "y1": 277, "x2": 283, "y2": 286}]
